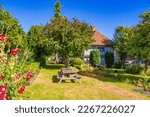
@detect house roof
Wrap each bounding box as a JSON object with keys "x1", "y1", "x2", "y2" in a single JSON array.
[{"x1": 91, "y1": 27, "x2": 113, "y2": 46}]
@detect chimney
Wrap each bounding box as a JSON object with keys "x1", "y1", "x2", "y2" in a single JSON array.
[{"x1": 92, "y1": 26, "x2": 96, "y2": 32}]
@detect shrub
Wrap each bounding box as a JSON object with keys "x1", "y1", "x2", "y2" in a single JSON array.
[
  {"x1": 80, "y1": 64, "x2": 94, "y2": 73},
  {"x1": 25, "y1": 62, "x2": 40, "y2": 73},
  {"x1": 0, "y1": 34, "x2": 29, "y2": 100},
  {"x1": 105, "y1": 52, "x2": 114, "y2": 68},
  {"x1": 69, "y1": 58, "x2": 84, "y2": 66},
  {"x1": 113, "y1": 62, "x2": 123, "y2": 69},
  {"x1": 125, "y1": 64, "x2": 143, "y2": 74},
  {"x1": 90, "y1": 50, "x2": 100, "y2": 66}
]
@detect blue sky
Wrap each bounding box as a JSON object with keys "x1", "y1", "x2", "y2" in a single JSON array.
[{"x1": 0, "y1": 0, "x2": 150, "y2": 39}]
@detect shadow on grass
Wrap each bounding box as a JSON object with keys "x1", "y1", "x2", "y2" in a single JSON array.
[
  {"x1": 79, "y1": 72, "x2": 122, "y2": 84},
  {"x1": 44, "y1": 64, "x2": 64, "y2": 70},
  {"x1": 52, "y1": 75, "x2": 58, "y2": 83}
]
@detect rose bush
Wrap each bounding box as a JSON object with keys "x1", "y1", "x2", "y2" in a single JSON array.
[{"x1": 0, "y1": 34, "x2": 32, "y2": 100}]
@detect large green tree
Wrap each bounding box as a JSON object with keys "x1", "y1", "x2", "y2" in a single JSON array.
[
  {"x1": 113, "y1": 25, "x2": 131, "y2": 67},
  {"x1": 44, "y1": 1, "x2": 93, "y2": 67},
  {"x1": 128, "y1": 10, "x2": 150, "y2": 73}
]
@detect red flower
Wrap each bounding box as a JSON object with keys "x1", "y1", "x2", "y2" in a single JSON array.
[
  {"x1": 0, "y1": 75, "x2": 4, "y2": 80},
  {"x1": 0, "y1": 92, "x2": 8, "y2": 100},
  {"x1": 4, "y1": 37, "x2": 9, "y2": 44},
  {"x1": 16, "y1": 73, "x2": 21, "y2": 79},
  {"x1": 0, "y1": 34, "x2": 4, "y2": 41},
  {"x1": 18, "y1": 86, "x2": 25, "y2": 94},
  {"x1": 0, "y1": 92, "x2": 4, "y2": 100},
  {"x1": 3, "y1": 94, "x2": 8, "y2": 100},
  {"x1": 0, "y1": 86, "x2": 7, "y2": 92},
  {"x1": 11, "y1": 48, "x2": 19, "y2": 57}
]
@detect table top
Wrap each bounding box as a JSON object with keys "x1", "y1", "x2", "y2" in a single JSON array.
[{"x1": 61, "y1": 68, "x2": 76, "y2": 75}]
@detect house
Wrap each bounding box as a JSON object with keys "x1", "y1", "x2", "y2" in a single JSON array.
[{"x1": 84, "y1": 26, "x2": 113, "y2": 65}]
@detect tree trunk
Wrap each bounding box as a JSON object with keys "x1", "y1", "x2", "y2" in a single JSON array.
[
  {"x1": 144, "y1": 60, "x2": 148, "y2": 73},
  {"x1": 64, "y1": 56, "x2": 69, "y2": 68},
  {"x1": 55, "y1": 53, "x2": 59, "y2": 64}
]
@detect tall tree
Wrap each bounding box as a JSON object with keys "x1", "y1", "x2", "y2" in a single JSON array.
[
  {"x1": 128, "y1": 10, "x2": 150, "y2": 73},
  {"x1": 44, "y1": 1, "x2": 93, "y2": 67},
  {"x1": 113, "y1": 25, "x2": 131, "y2": 67}
]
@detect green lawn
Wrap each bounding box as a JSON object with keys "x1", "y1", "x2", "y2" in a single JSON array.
[{"x1": 20, "y1": 64, "x2": 150, "y2": 100}]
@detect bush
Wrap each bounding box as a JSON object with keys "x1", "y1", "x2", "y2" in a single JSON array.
[
  {"x1": 125, "y1": 64, "x2": 143, "y2": 74},
  {"x1": 90, "y1": 50, "x2": 100, "y2": 66},
  {"x1": 113, "y1": 62, "x2": 123, "y2": 69},
  {"x1": 105, "y1": 52, "x2": 114, "y2": 68},
  {"x1": 25, "y1": 62, "x2": 40, "y2": 73},
  {"x1": 80, "y1": 64, "x2": 94, "y2": 73},
  {"x1": 69, "y1": 58, "x2": 84, "y2": 66}
]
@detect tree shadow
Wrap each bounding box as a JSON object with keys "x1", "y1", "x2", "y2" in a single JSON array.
[
  {"x1": 79, "y1": 72, "x2": 122, "y2": 83},
  {"x1": 52, "y1": 75, "x2": 59, "y2": 83},
  {"x1": 44, "y1": 64, "x2": 64, "y2": 70}
]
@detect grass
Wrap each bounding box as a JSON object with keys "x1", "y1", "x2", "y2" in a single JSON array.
[{"x1": 20, "y1": 64, "x2": 150, "y2": 100}]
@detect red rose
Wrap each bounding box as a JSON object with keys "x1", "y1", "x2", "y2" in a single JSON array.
[
  {"x1": 18, "y1": 86, "x2": 25, "y2": 94},
  {"x1": 16, "y1": 73, "x2": 21, "y2": 79},
  {"x1": 0, "y1": 86, "x2": 7, "y2": 92},
  {"x1": 0, "y1": 34, "x2": 4, "y2": 41},
  {"x1": 3, "y1": 94, "x2": 8, "y2": 100},
  {"x1": 11, "y1": 48, "x2": 19, "y2": 57},
  {"x1": 0, "y1": 92, "x2": 4, "y2": 100}
]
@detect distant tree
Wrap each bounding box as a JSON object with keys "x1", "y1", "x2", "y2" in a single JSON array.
[
  {"x1": 44, "y1": 1, "x2": 93, "y2": 67},
  {"x1": 113, "y1": 25, "x2": 131, "y2": 67},
  {"x1": 90, "y1": 50, "x2": 100, "y2": 66},
  {"x1": 128, "y1": 10, "x2": 150, "y2": 73}
]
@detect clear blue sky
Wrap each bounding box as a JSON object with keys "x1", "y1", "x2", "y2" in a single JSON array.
[{"x1": 0, "y1": 0, "x2": 150, "y2": 39}]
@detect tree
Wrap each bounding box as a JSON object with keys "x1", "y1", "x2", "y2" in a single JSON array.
[
  {"x1": 90, "y1": 50, "x2": 100, "y2": 66},
  {"x1": 113, "y1": 25, "x2": 131, "y2": 67},
  {"x1": 27, "y1": 26, "x2": 46, "y2": 58},
  {"x1": 128, "y1": 10, "x2": 150, "y2": 73},
  {"x1": 0, "y1": 6, "x2": 26, "y2": 49},
  {"x1": 44, "y1": 1, "x2": 93, "y2": 67}
]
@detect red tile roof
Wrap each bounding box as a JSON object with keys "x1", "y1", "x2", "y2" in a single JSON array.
[{"x1": 91, "y1": 27, "x2": 113, "y2": 46}]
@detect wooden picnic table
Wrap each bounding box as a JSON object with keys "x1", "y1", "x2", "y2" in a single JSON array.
[
  {"x1": 57, "y1": 68, "x2": 81, "y2": 84},
  {"x1": 61, "y1": 68, "x2": 76, "y2": 76}
]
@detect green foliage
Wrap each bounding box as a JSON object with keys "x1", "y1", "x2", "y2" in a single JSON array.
[
  {"x1": 113, "y1": 26, "x2": 131, "y2": 66},
  {"x1": 125, "y1": 64, "x2": 144, "y2": 74},
  {"x1": 25, "y1": 62, "x2": 40, "y2": 73},
  {"x1": 0, "y1": 8, "x2": 26, "y2": 49},
  {"x1": 90, "y1": 50, "x2": 100, "y2": 66},
  {"x1": 105, "y1": 52, "x2": 114, "y2": 68},
  {"x1": 52, "y1": 0, "x2": 62, "y2": 21},
  {"x1": 127, "y1": 11, "x2": 150, "y2": 73},
  {"x1": 70, "y1": 58, "x2": 84, "y2": 66},
  {"x1": 80, "y1": 64, "x2": 94, "y2": 73},
  {"x1": 113, "y1": 62, "x2": 123, "y2": 69},
  {"x1": 44, "y1": 14, "x2": 93, "y2": 67},
  {"x1": 27, "y1": 25, "x2": 47, "y2": 60}
]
